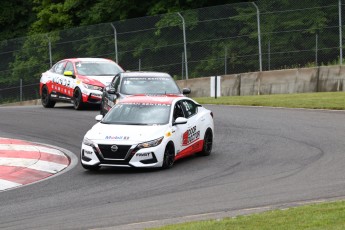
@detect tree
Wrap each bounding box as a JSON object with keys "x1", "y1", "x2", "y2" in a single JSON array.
[{"x1": 0, "y1": 0, "x2": 35, "y2": 41}]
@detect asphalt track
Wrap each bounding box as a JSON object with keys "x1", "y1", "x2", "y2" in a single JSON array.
[{"x1": 0, "y1": 104, "x2": 345, "y2": 229}]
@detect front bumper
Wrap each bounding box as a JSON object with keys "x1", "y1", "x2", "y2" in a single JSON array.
[
  {"x1": 81, "y1": 89, "x2": 103, "y2": 104},
  {"x1": 81, "y1": 142, "x2": 163, "y2": 168}
]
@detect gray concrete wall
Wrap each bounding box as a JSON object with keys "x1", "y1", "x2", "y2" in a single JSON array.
[
  {"x1": 177, "y1": 77, "x2": 210, "y2": 98},
  {"x1": 221, "y1": 74, "x2": 240, "y2": 96},
  {"x1": 256, "y1": 68, "x2": 319, "y2": 95},
  {"x1": 177, "y1": 66, "x2": 345, "y2": 97},
  {"x1": 318, "y1": 66, "x2": 345, "y2": 92}
]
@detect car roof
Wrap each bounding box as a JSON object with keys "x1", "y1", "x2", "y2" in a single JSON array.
[
  {"x1": 120, "y1": 71, "x2": 172, "y2": 78},
  {"x1": 120, "y1": 95, "x2": 185, "y2": 105},
  {"x1": 64, "y1": 58, "x2": 115, "y2": 63}
]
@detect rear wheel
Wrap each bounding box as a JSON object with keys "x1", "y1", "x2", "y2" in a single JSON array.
[
  {"x1": 73, "y1": 88, "x2": 84, "y2": 110},
  {"x1": 198, "y1": 128, "x2": 213, "y2": 156},
  {"x1": 41, "y1": 85, "x2": 56, "y2": 108},
  {"x1": 162, "y1": 144, "x2": 175, "y2": 169}
]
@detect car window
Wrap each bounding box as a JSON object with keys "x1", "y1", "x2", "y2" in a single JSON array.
[
  {"x1": 64, "y1": 61, "x2": 74, "y2": 75},
  {"x1": 173, "y1": 102, "x2": 185, "y2": 121},
  {"x1": 120, "y1": 76, "x2": 180, "y2": 95},
  {"x1": 111, "y1": 75, "x2": 120, "y2": 90},
  {"x1": 181, "y1": 100, "x2": 198, "y2": 118},
  {"x1": 103, "y1": 103, "x2": 171, "y2": 125},
  {"x1": 75, "y1": 61, "x2": 122, "y2": 76},
  {"x1": 52, "y1": 61, "x2": 66, "y2": 74}
]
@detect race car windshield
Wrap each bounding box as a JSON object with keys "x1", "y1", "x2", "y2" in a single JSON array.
[
  {"x1": 120, "y1": 77, "x2": 181, "y2": 95},
  {"x1": 75, "y1": 62, "x2": 122, "y2": 76},
  {"x1": 102, "y1": 103, "x2": 171, "y2": 125}
]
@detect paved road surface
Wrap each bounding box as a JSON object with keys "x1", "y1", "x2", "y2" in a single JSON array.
[{"x1": 0, "y1": 104, "x2": 344, "y2": 229}]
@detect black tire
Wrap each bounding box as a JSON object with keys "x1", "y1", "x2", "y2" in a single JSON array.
[
  {"x1": 73, "y1": 88, "x2": 84, "y2": 110},
  {"x1": 162, "y1": 144, "x2": 175, "y2": 169},
  {"x1": 81, "y1": 162, "x2": 100, "y2": 171},
  {"x1": 198, "y1": 128, "x2": 213, "y2": 156},
  {"x1": 41, "y1": 85, "x2": 56, "y2": 108}
]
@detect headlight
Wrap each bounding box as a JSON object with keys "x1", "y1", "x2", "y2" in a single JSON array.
[
  {"x1": 83, "y1": 137, "x2": 94, "y2": 146},
  {"x1": 136, "y1": 136, "x2": 164, "y2": 149},
  {"x1": 83, "y1": 83, "x2": 103, "y2": 91}
]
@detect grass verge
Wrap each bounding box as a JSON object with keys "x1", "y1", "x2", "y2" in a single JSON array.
[
  {"x1": 150, "y1": 201, "x2": 345, "y2": 230},
  {"x1": 193, "y1": 92, "x2": 345, "y2": 110}
]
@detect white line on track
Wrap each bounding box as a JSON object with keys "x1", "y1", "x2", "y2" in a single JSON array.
[
  {"x1": 0, "y1": 179, "x2": 21, "y2": 190},
  {"x1": 0, "y1": 144, "x2": 66, "y2": 156}
]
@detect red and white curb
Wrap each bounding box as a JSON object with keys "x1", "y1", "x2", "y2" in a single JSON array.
[{"x1": 0, "y1": 138, "x2": 70, "y2": 191}]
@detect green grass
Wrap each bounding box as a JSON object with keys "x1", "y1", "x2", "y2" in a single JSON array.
[
  {"x1": 150, "y1": 201, "x2": 345, "y2": 230},
  {"x1": 151, "y1": 92, "x2": 345, "y2": 230},
  {"x1": 193, "y1": 92, "x2": 345, "y2": 110}
]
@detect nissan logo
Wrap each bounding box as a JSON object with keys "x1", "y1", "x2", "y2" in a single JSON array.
[{"x1": 111, "y1": 145, "x2": 118, "y2": 152}]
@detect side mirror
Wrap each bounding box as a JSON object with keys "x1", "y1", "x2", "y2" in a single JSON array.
[
  {"x1": 64, "y1": 71, "x2": 76, "y2": 79},
  {"x1": 173, "y1": 117, "x2": 187, "y2": 125},
  {"x1": 182, "y1": 88, "x2": 191, "y2": 95},
  {"x1": 95, "y1": 114, "x2": 103, "y2": 121},
  {"x1": 107, "y1": 88, "x2": 116, "y2": 94}
]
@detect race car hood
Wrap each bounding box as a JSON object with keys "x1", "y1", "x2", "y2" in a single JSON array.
[
  {"x1": 86, "y1": 122, "x2": 169, "y2": 144},
  {"x1": 77, "y1": 75, "x2": 114, "y2": 87}
]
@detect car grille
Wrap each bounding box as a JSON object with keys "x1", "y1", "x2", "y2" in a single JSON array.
[{"x1": 98, "y1": 144, "x2": 132, "y2": 160}]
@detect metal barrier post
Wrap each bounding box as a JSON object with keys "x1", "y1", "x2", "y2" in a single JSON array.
[
  {"x1": 177, "y1": 12, "x2": 188, "y2": 79},
  {"x1": 20, "y1": 79, "x2": 22, "y2": 102},
  {"x1": 46, "y1": 34, "x2": 52, "y2": 67},
  {"x1": 181, "y1": 52, "x2": 184, "y2": 80},
  {"x1": 110, "y1": 23, "x2": 119, "y2": 63},
  {"x1": 252, "y1": 2, "x2": 262, "y2": 72},
  {"x1": 215, "y1": 75, "x2": 218, "y2": 99},
  {"x1": 224, "y1": 47, "x2": 227, "y2": 75},
  {"x1": 339, "y1": 0, "x2": 343, "y2": 65},
  {"x1": 315, "y1": 33, "x2": 318, "y2": 65}
]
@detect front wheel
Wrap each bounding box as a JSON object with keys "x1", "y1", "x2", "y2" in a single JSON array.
[
  {"x1": 41, "y1": 85, "x2": 56, "y2": 108},
  {"x1": 197, "y1": 128, "x2": 213, "y2": 156},
  {"x1": 73, "y1": 88, "x2": 84, "y2": 110},
  {"x1": 162, "y1": 144, "x2": 175, "y2": 169}
]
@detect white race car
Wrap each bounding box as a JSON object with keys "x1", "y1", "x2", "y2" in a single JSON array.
[{"x1": 80, "y1": 95, "x2": 214, "y2": 170}]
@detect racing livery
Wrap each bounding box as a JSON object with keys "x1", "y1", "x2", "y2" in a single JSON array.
[
  {"x1": 81, "y1": 95, "x2": 214, "y2": 170},
  {"x1": 100, "y1": 71, "x2": 191, "y2": 115},
  {"x1": 39, "y1": 58, "x2": 123, "y2": 110}
]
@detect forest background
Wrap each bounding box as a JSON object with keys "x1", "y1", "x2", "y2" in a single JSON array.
[
  {"x1": 0, "y1": 0, "x2": 343, "y2": 102},
  {"x1": 0, "y1": 0, "x2": 247, "y2": 41}
]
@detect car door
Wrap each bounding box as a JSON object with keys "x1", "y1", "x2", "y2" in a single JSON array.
[
  {"x1": 180, "y1": 99, "x2": 203, "y2": 153},
  {"x1": 61, "y1": 61, "x2": 75, "y2": 99},
  {"x1": 103, "y1": 74, "x2": 121, "y2": 112},
  {"x1": 50, "y1": 60, "x2": 66, "y2": 98},
  {"x1": 172, "y1": 99, "x2": 201, "y2": 160}
]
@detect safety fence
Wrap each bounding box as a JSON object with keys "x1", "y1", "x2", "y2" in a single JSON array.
[{"x1": 0, "y1": 0, "x2": 344, "y2": 103}]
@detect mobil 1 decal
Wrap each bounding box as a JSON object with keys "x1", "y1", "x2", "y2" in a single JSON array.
[{"x1": 182, "y1": 126, "x2": 200, "y2": 146}]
